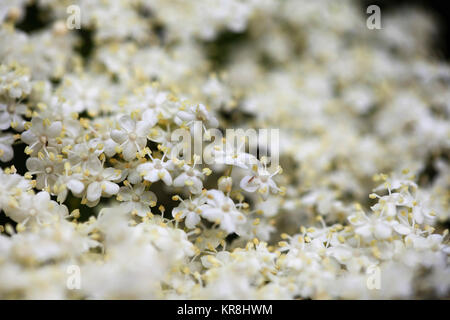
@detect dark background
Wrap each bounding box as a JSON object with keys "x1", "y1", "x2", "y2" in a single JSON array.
[{"x1": 362, "y1": 0, "x2": 450, "y2": 60}]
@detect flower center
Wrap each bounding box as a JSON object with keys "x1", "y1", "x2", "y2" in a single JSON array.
[
  {"x1": 222, "y1": 204, "x2": 231, "y2": 212},
  {"x1": 39, "y1": 135, "x2": 48, "y2": 145},
  {"x1": 197, "y1": 114, "x2": 206, "y2": 121},
  {"x1": 154, "y1": 163, "x2": 162, "y2": 170},
  {"x1": 132, "y1": 195, "x2": 140, "y2": 202},
  {"x1": 45, "y1": 166, "x2": 53, "y2": 174},
  {"x1": 129, "y1": 133, "x2": 137, "y2": 141},
  {"x1": 187, "y1": 169, "x2": 195, "y2": 177}
]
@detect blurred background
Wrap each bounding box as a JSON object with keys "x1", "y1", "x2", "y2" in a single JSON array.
[{"x1": 362, "y1": 0, "x2": 450, "y2": 60}]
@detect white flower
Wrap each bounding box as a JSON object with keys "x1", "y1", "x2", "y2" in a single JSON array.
[
  {"x1": 0, "y1": 0, "x2": 449, "y2": 301},
  {"x1": 111, "y1": 115, "x2": 153, "y2": 161},
  {"x1": 172, "y1": 196, "x2": 206, "y2": 229},
  {"x1": 26, "y1": 155, "x2": 63, "y2": 190},
  {"x1": 5, "y1": 191, "x2": 68, "y2": 226},
  {"x1": 410, "y1": 191, "x2": 438, "y2": 225},
  {"x1": 54, "y1": 164, "x2": 85, "y2": 203},
  {"x1": 148, "y1": 124, "x2": 180, "y2": 152},
  {"x1": 0, "y1": 102, "x2": 27, "y2": 131},
  {"x1": 137, "y1": 157, "x2": 174, "y2": 186},
  {"x1": 405, "y1": 233, "x2": 444, "y2": 251},
  {"x1": 200, "y1": 190, "x2": 246, "y2": 234},
  {"x1": 392, "y1": 213, "x2": 415, "y2": 236},
  {"x1": 370, "y1": 192, "x2": 405, "y2": 218},
  {"x1": 0, "y1": 64, "x2": 31, "y2": 99},
  {"x1": 211, "y1": 139, "x2": 257, "y2": 169},
  {"x1": 348, "y1": 211, "x2": 394, "y2": 241},
  {"x1": 0, "y1": 133, "x2": 14, "y2": 162},
  {"x1": 373, "y1": 173, "x2": 418, "y2": 193},
  {"x1": 84, "y1": 159, "x2": 121, "y2": 206},
  {"x1": 21, "y1": 117, "x2": 62, "y2": 155},
  {"x1": 113, "y1": 159, "x2": 142, "y2": 184},
  {"x1": 66, "y1": 141, "x2": 103, "y2": 171},
  {"x1": 218, "y1": 176, "x2": 233, "y2": 194},
  {"x1": 240, "y1": 162, "x2": 281, "y2": 200},
  {"x1": 173, "y1": 163, "x2": 204, "y2": 194},
  {"x1": 136, "y1": 86, "x2": 176, "y2": 120},
  {"x1": 117, "y1": 182, "x2": 157, "y2": 217},
  {"x1": 0, "y1": 169, "x2": 32, "y2": 212},
  {"x1": 175, "y1": 104, "x2": 219, "y2": 128}
]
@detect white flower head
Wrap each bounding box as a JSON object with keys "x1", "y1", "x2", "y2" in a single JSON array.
[
  {"x1": 175, "y1": 103, "x2": 219, "y2": 129},
  {"x1": 5, "y1": 191, "x2": 68, "y2": 227},
  {"x1": 0, "y1": 102, "x2": 27, "y2": 131},
  {"x1": 0, "y1": 133, "x2": 14, "y2": 162},
  {"x1": 83, "y1": 158, "x2": 121, "y2": 206},
  {"x1": 111, "y1": 115, "x2": 153, "y2": 161},
  {"x1": 200, "y1": 189, "x2": 246, "y2": 235},
  {"x1": 117, "y1": 182, "x2": 157, "y2": 217},
  {"x1": 137, "y1": 155, "x2": 174, "y2": 186},
  {"x1": 21, "y1": 117, "x2": 62, "y2": 156},
  {"x1": 173, "y1": 157, "x2": 204, "y2": 194},
  {"x1": 240, "y1": 160, "x2": 281, "y2": 200},
  {"x1": 172, "y1": 196, "x2": 206, "y2": 229}
]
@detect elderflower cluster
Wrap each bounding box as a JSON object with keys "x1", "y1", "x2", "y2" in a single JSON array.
[{"x1": 0, "y1": 0, "x2": 449, "y2": 299}]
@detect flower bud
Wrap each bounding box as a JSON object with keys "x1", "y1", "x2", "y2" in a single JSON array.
[{"x1": 218, "y1": 176, "x2": 233, "y2": 193}]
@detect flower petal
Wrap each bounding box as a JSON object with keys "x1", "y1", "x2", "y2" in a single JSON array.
[
  {"x1": 86, "y1": 181, "x2": 102, "y2": 202},
  {"x1": 67, "y1": 179, "x2": 85, "y2": 194},
  {"x1": 118, "y1": 115, "x2": 135, "y2": 132},
  {"x1": 47, "y1": 121, "x2": 62, "y2": 137},
  {"x1": 102, "y1": 181, "x2": 119, "y2": 196}
]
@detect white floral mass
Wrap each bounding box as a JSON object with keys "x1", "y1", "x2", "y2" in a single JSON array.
[{"x1": 0, "y1": 0, "x2": 449, "y2": 299}]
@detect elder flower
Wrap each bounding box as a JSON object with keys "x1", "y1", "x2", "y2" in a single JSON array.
[
  {"x1": 117, "y1": 182, "x2": 157, "y2": 217},
  {"x1": 175, "y1": 103, "x2": 219, "y2": 129},
  {"x1": 21, "y1": 117, "x2": 62, "y2": 156},
  {"x1": 0, "y1": 102, "x2": 27, "y2": 131},
  {"x1": 26, "y1": 155, "x2": 63, "y2": 190},
  {"x1": 0, "y1": 169, "x2": 32, "y2": 212},
  {"x1": 348, "y1": 210, "x2": 395, "y2": 241},
  {"x1": 84, "y1": 159, "x2": 121, "y2": 206},
  {"x1": 172, "y1": 196, "x2": 206, "y2": 229},
  {"x1": 111, "y1": 114, "x2": 153, "y2": 161},
  {"x1": 5, "y1": 191, "x2": 68, "y2": 227},
  {"x1": 137, "y1": 156, "x2": 174, "y2": 186},
  {"x1": 0, "y1": 133, "x2": 14, "y2": 162},
  {"x1": 66, "y1": 140, "x2": 103, "y2": 171},
  {"x1": 200, "y1": 189, "x2": 246, "y2": 235},
  {"x1": 173, "y1": 157, "x2": 205, "y2": 194},
  {"x1": 240, "y1": 160, "x2": 281, "y2": 200}
]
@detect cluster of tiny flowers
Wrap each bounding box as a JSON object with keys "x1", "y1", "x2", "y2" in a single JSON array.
[{"x1": 0, "y1": 0, "x2": 449, "y2": 299}]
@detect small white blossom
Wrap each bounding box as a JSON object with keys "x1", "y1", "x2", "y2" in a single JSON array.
[
  {"x1": 117, "y1": 182, "x2": 157, "y2": 217},
  {"x1": 0, "y1": 133, "x2": 14, "y2": 162},
  {"x1": 0, "y1": 102, "x2": 27, "y2": 131},
  {"x1": 175, "y1": 104, "x2": 219, "y2": 129},
  {"x1": 111, "y1": 115, "x2": 153, "y2": 161},
  {"x1": 5, "y1": 191, "x2": 68, "y2": 226},
  {"x1": 173, "y1": 162, "x2": 204, "y2": 194},
  {"x1": 21, "y1": 117, "x2": 62, "y2": 156},
  {"x1": 200, "y1": 190, "x2": 246, "y2": 235},
  {"x1": 172, "y1": 196, "x2": 205, "y2": 229},
  {"x1": 240, "y1": 161, "x2": 281, "y2": 200},
  {"x1": 137, "y1": 157, "x2": 174, "y2": 186},
  {"x1": 84, "y1": 159, "x2": 121, "y2": 206}
]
